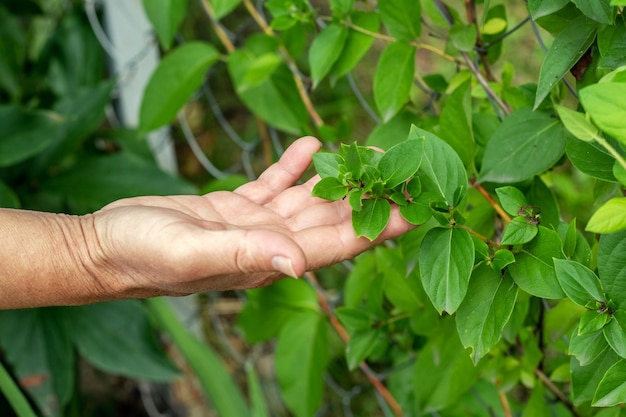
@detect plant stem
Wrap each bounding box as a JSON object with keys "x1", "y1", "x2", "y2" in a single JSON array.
[
  {"x1": 0, "y1": 360, "x2": 38, "y2": 417},
  {"x1": 200, "y1": 0, "x2": 235, "y2": 53},
  {"x1": 305, "y1": 271, "x2": 404, "y2": 417},
  {"x1": 470, "y1": 179, "x2": 512, "y2": 223},
  {"x1": 461, "y1": 51, "x2": 510, "y2": 116},
  {"x1": 459, "y1": 224, "x2": 501, "y2": 248},
  {"x1": 497, "y1": 389, "x2": 512, "y2": 417},
  {"x1": 464, "y1": 0, "x2": 495, "y2": 81},
  {"x1": 534, "y1": 368, "x2": 582, "y2": 417}
]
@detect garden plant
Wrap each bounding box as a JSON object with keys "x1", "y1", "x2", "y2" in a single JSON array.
[{"x1": 2, "y1": 0, "x2": 626, "y2": 416}]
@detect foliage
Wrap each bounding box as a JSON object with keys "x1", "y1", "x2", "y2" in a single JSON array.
[{"x1": 3, "y1": 0, "x2": 626, "y2": 416}]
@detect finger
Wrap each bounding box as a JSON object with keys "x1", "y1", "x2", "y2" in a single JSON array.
[{"x1": 234, "y1": 136, "x2": 321, "y2": 205}]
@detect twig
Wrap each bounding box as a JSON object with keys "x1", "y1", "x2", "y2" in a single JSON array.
[
  {"x1": 470, "y1": 179, "x2": 512, "y2": 224},
  {"x1": 459, "y1": 225, "x2": 501, "y2": 248},
  {"x1": 305, "y1": 271, "x2": 404, "y2": 417},
  {"x1": 534, "y1": 368, "x2": 582, "y2": 417},
  {"x1": 461, "y1": 51, "x2": 510, "y2": 116},
  {"x1": 497, "y1": 389, "x2": 512, "y2": 417},
  {"x1": 200, "y1": 0, "x2": 235, "y2": 53},
  {"x1": 464, "y1": 0, "x2": 495, "y2": 81}
]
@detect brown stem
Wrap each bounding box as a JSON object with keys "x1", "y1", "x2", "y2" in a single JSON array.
[
  {"x1": 470, "y1": 179, "x2": 512, "y2": 224},
  {"x1": 305, "y1": 272, "x2": 403, "y2": 417},
  {"x1": 464, "y1": 0, "x2": 496, "y2": 81},
  {"x1": 497, "y1": 389, "x2": 513, "y2": 417},
  {"x1": 459, "y1": 225, "x2": 501, "y2": 248},
  {"x1": 201, "y1": 0, "x2": 235, "y2": 53},
  {"x1": 534, "y1": 369, "x2": 582, "y2": 417},
  {"x1": 461, "y1": 52, "x2": 510, "y2": 116}
]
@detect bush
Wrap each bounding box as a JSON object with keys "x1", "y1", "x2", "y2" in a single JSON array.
[{"x1": 2, "y1": 0, "x2": 626, "y2": 416}]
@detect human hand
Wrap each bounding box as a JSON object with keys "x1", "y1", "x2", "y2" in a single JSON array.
[{"x1": 89, "y1": 136, "x2": 414, "y2": 297}]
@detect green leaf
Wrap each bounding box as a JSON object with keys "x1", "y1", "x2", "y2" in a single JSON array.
[
  {"x1": 237, "y1": 279, "x2": 319, "y2": 343},
  {"x1": 335, "y1": 307, "x2": 377, "y2": 331},
  {"x1": 587, "y1": 198, "x2": 626, "y2": 233},
  {"x1": 491, "y1": 249, "x2": 516, "y2": 272},
  {"x1": 569, "y1": 328, "x2": 610, "y2": 366},
  {"x1": 374, "y1": 42, "x2": 416, "y2": 122},
  {"x1": 245, "y1": 364, "x2": 270, "y2": 417},
  {"x1": 0, "y1": 309, "x2": 74, "y2": 416},
  {"x1": 414, "y1": 126, "x2": 468, "y2": 206},
  {"x1": 377, "y1": 137, "x2": 424, "y2": 188},
  {"x1": 140, "y1": 42, "x2": 219, "y2": 132},
  {"x1": 0, "y1": 360, "x2": 37, "y2": 417},
  {"x1": 527, "y1": 0, "x2": 569, "y2": 19},
  {"x1": 521, "y1": 381, "x2": 552, "y2": 417},
  {"x1": 276, "y1": 311, "x2": 328, "y2": 417},
  {"x1": 378, "y1": 0, "x2": 421, "y2": 41},
  {"x1": 450, "y1": 24, "x2": 477, "y2": 52},
  {"x1": 0, "y1": 106, "x2": 62, "y2": 167},
  {"x1": 508, "y1": 226, "x2": 566, "y2": 299},
  {"x1": 533, "y1": 16, "x2": 598, "y2": 109},
  {"x1": 554, "y1": 258, "x2": 605, "y2": 307},
  {"x1": 571, "y1": 349, "x2": 620, "y2": 404},
  {"x1": 40, "y1": 153, "x2": 196, "y2": 213},
  {"x1": 479, "y1": 107, "x2": 567, "y2": 183},
  {"x1": 341, "y1": 141, "x2": 363, "y2": 179},
  {"x1": 312, "y1": 152, "x2": 343, "y2": 179},
  {"x1": 603, "y1": 311, "x2": 626, "y2": 358},
  {"x1": 400, "y1": 195, "x2": 432, "y2": 225},
  {"x1": 311, "y1": 177, "x2": 349, "y2": 200},
  {"x1": 352, "y1": 198, "x2": 391, "y2": 240},
  {"x1": 593, "y1": 359, "x2": 626, "y2": 406},
  {"x1": 438, "y1": 80, "x2": 475, "y2": 167},
  {"x1": 555, "y1": 105, "x2": 598, "y2": 142},
  {"x1": 212, "y1": 0, "x2": 242, "y2": 19},
  {"x1": 500, "y1": 216, "x2": 538, "y2": 246},
  {"x1": 565, "y1": 136, "x2": 617, "y2": 181},
  {"x1": 413, "y1": 318, "x2": 481, "y2": 413},
  {"x1": 571, "y1": 0, "x2": 613, "y2": 24},
  {"x1": 598, "y1": 231, "x2": 626, "y2": 309},
  {"x1": 145, "y1": 297, "x2": 250, "y2": 417},
  {"x1": 597, "y1": 24, "x2": 626, "y2": 71},
  {"x1": 329, "y1": 0, "x2": 354, "y2": 15},
  {"x1": 456, "y1": 265, "x2": 518, "y2": 363},
  {"x1": 330, "y1": 12, "x2": 380, "y2": 79},
  {"x1": 345, "y1": 328, "x2": 382, "y2": 370},
  {"x1": 229, "y1": 49, "x2": 309, "y2": 134},
  {"x1": 580, "y1": 83, "x2": 626, "y2": 145},
  {"x1": 69, "y1": 301, "x2": 179, "y2": 381},
  {"x1": 238, "y1": 52, "x2": 283, "y2": 91},
  {"x1": 578, "y1": 310, "x2": 610, "y2": 335},
  {"x1": 309, "y1": 24, "x2": 349, "y2": 88},
  {"x1": 419, "y1": 227, "x2": 475, "y2": 314},
  {"x1": 495, "y1": 186, "x2": 528, "y2": 216},
  {"x1": 142, "y1": 0, "x2": 187, "y2": 49}
]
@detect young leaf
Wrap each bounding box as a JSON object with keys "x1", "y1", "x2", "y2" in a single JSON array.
[
  {"x1": 378, "y1": 0, "x2": 421, "y2": 41},
  {"x1": 456, "y1": 266, "x2": 518, "y2": 363},
  {"x1": 587, "y1": 198, "x2": 626, "y2": 233},
  {"x1": 377, "y1": 137, "x2": 425, "y2": 188},
  {"x1": 312, "y1": 152, "x2": 343, "y2": 178},
  {"x1": 554, "y1": 258, "x2": 605, "y2": 307},
  {"x1": 500, "y1": 216, "x2": 538, "y2": 246},
  {"x1": 309, "y1": 24, "x2": 349, "y2": 88},
  {"x1": 569, "y1": 328, "x2": 610, "y2": 366},
  {"x1": 419, "y1": 227, "x2": 475, "y2": 314},
  {"x1": 276, "y1": 311, "x2": 328, "y2": 417},
  {"x1": 533, "y1": 16, "x2": 599, "y2": 109},
  {"x1": 140, "y1": 42, "x2": 219, "y2": 132},
  {"x1": 555, "y1": 105, "x2": 598, "y2": 142},
  {"x1": 592, "y1": 359, "x2": 626, "y2": 407},
  {"x1": 495, "y1": 186, "x2": 528, "y2": 216},
  {"x1": 578, "y1": 310, "x2": 610, "y2": 335},
  {"x1": 238, "y1": 52, "x2": 283, "y2": 92},
  {"x1": 490, "y1": 249, "x2": 516, "y2": 272},
  {"x1": 352, "y1": 198, "x2": 391, "y2": 240},
  {"x1": 580, "y1": 82, "x2": 626, "y2": 146},
  {"x1": 373, "y1": 42, "x2": 416, "y2": 122},
  {"x1": 400, "y1": 197, "x2": 432, "y2": 225},
  {"x1": 479, "y1": 107, "x2": 567, "y2": 183},
  {"x1": 508, "y1": 226, "x2": 566, "y2": 299},
  {"x1": 341, "y1": 142, "x2": 363, "y2": 180},
  {"x1": 311, "y1": 177, "x2": 349, "y2": 201}
]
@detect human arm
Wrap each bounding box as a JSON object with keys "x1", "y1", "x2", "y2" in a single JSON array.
[{"x1": 0, "y1": 136, "x2": 413, "y2": 309}]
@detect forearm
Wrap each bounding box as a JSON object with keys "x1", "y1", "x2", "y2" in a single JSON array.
[{"x1": 0, "y1": 208, "x2": 114, "y2": 309}]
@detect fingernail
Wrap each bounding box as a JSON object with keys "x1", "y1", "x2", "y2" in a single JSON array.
[{"x1": 272, "y1": 256, "x2": 299, "y2": 278}]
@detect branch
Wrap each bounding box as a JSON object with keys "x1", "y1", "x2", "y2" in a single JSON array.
[
  {"x1": 534, "y1": 368, "x2": 582, "y2": 417},
  {"x1": 470, "y1": 179, "x2": 512, "y2": 224},
  {"x1": 305, "y1": 271, "x2": 404, "y2": 417},
  {"x1": 464, "y1": 0, "x2": 495, "y2": 81}
]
